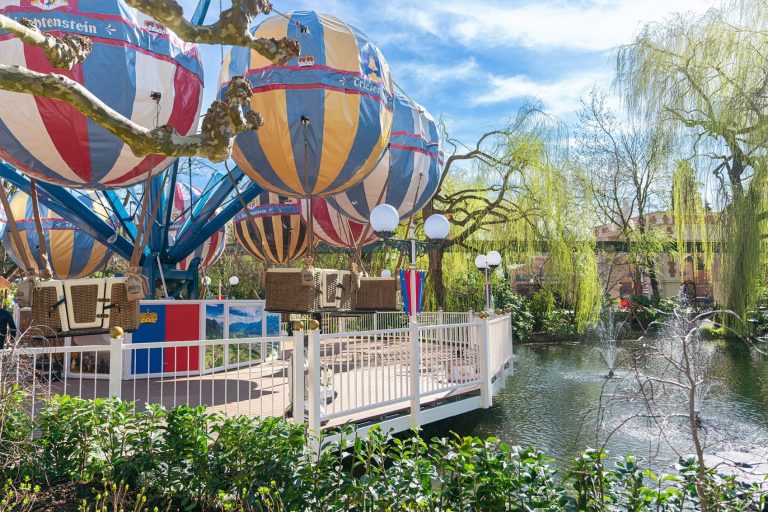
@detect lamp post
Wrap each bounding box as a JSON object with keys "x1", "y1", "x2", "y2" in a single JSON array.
[
  {"x1": 475, "y1": 250, "x2": 502, "y2": 311},
  {"x1": 202, "y1": 275, "x2": 212, "y2": 299},
  {"x1": 370, "y1": 204, "x2": 450, "y2": 320},
  {"x1": 228, "y1": 275, "x2": 239, "y2": 299}
]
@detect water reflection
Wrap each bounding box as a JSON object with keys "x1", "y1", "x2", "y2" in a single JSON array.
[{"x1": 422, "y1": 340, "x2": 768, "y2": 470}]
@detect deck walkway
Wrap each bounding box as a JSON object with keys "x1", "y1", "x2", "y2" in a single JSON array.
[{"x1": 9, "y1": 314, "x2": 513, "y2": 435}]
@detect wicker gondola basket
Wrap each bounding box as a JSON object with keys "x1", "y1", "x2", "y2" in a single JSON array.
[
  {"x1": 27, "y1": 277, "x2": 140, "y2": 338},
  {"x1": 265, "y1": 268, "x2": 320, "y2": 313},
  {"x1": 352, "y1": 277, "x2": 399, "y2": 311}
]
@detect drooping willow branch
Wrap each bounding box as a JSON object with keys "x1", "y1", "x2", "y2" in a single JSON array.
[
  {"x1": 124, "y1": 0, "x2": 300, "y2": 65},
  {"x1": 0, "y1": 65, "x2": 263, "y2": 162},
  {"x1": 0, "y1": 14, "x2": 92, "y2": 70}
]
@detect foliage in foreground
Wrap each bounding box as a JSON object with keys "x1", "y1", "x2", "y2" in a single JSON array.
[{"x1": 0, "y1": 393, "x2": 765, "y2": 511}]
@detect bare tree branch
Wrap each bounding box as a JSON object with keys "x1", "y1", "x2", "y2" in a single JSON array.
[
  {"x1": 124, "y1": 0, "x2": 300, "y2": 65},
  {"x1": 0, "y1": 14, "x2": 92, "y2": 70},
  {"x1": 0, "y1": 65, "x2": 262, "y2": 162}
]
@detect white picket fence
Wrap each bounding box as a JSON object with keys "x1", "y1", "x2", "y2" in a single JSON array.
[
  {"x1": 0, "y1": 313, "x2": 513, "y2": 436},
  {"x1": 285, "y1": 310, "x2": 473, "y2": 335}
]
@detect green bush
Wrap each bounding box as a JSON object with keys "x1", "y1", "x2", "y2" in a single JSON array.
[
  {"x1": 1, "y1": 395, "x2": 765, "y2": 510},
  {"x1": 0, "y1": 386, "x2": 34, "y2": 478},
  {"x1": 542, "y1": 309, "x2": 578, "y2": 338},
  {"x1": 530, "y1": 290, "x2": 556, "y2": 330},
  {"x1": 500, "y1": 292, "x2": 534, "y2": 342}
]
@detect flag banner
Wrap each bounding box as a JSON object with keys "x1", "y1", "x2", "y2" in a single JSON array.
[{"x1": 399, "y1": 269, "x2": 427, "y2": 316}]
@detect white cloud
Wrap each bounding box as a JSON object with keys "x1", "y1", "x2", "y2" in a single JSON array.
[
  {"x1": 471, "y1": 71, "x2": 612, "y2": 117},
  {"x1": 384, "y1": 0, "x2": 715, "y2": 52},
  {"x1": 394, "y1": 58, "x2": 480, "y2": 87}
]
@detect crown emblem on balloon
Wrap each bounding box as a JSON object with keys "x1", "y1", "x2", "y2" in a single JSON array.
[
  {"x1": 364, "y1": 55, "x2": 381, "y2": 83},
  {"x1": 31, "y1": 0, "x2": 68, "y2": 10}
]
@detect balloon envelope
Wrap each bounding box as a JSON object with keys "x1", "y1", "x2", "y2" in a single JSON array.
[
  {"x1": 301, "y1": 197, "x2": 377, "y2": 249},
  {"x1": 220, "y1": 11, "x2": 394, "y2": 197},
  {"x1": 233, "y1": 192, "x2": 311, "y2": 265},
  {"x1": 2, "y1": 191, "x2": 113, "y2": 279},
  {"x1": 328, "y1": 94, "x2": 443, "y2": 223},
  {"x1": 0, "y1": 0, "x2": 203, "y2": 189},
  {"x1": 168, "y1": 183, "x2": 227, "y2": 271}
]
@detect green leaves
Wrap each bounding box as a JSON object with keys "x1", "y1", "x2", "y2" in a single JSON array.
[{"x1": 1, "y1": 396, "x2": 766, "y2": 510}]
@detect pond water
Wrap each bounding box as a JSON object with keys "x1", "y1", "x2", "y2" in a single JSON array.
[{"x1": 423, "y1": 340, "x2": 768, "y2": 471}]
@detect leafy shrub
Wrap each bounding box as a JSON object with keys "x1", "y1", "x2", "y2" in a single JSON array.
[
  {"x1": 542, "y1": 309, "x2": 578, "y2": 338},
  {"x1": 1, "y1": 395, "x2": 766, "y2": 510},
  {"x1": 698, "y1": 323, "x2": 729, "y2": 340},
  {"x1": 0, "y1": 386, "x2": 34, "y2": 478},
  {"x1": 530, "y1": 290, "x2": 556, "y2": 330},
  {"x1": 500, "y1": 292, "x2": 534, "y2": 342}
]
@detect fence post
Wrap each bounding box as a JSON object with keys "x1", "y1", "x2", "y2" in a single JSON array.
[
  {"x1": 307, "y1": 325, "x2": 322, "y2": 455},
  {"x1": 109, "y1": 327, "x2": 124, "y2": 399},
  {"x1": 292, "y1": 323, "x2": 305, "y2": 424},
  {"x1": 372, "y1": 312, "x2": 378, "y2": 331},
  {"x1": 478, "y1": 317, "x2": 492, "y2": 408},
  {"x1": 409, "y1": 318, "x2": 421, "y2": 429},
  {"x1": 509, "y1": 314, "x2": 515, "y2": 375},
  {"x1": 438, "y1": 308, "x2": 445, "y2": 325}
]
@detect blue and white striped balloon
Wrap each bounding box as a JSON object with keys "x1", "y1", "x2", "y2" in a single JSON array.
[
  {"x1": 220, "y1": 11, "x2": 394, "y2": 198},
  {"x1": 327, "y1": 94, "x2": 443, "y2": 223}
]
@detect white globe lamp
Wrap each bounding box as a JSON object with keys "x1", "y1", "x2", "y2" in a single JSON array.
[
  {"x1": 381, "y1": 269, "x2": 392, "y2": 278},
  {"x1": 487, "y1": 250, "x2": 502, "y2": 269},
  {"x1": 202, "y1": 276, "x2": 212, "y2": 286},
  {"x1": 370, "y1": 204, "x2": 399, "y2": 236},
  {"x1": 229, "y1": 276, "x2": 240, "y2": 286},
  {"x1": 424, "y1": 214, "x2": 450, "y2": 240},
  {"x1": 474, "y1": 254, "x2": 488, "y2": 270}
]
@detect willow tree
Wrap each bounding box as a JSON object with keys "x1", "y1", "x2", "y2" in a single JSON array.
[
  {"x1": 421, "y1": 105, "x2": 559, "y2": 307},
  {"x1": 425, "y1": 105, "x2": 601, "y2": 331},
  {"x1": 616, "y1": 2, "x2": 768, "y2": 323},
  {"x1": 575, "y1": 88, "x2": 673, "y2": 300}
]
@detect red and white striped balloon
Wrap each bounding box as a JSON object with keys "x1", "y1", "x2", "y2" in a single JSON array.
[
  {"x1": 300, "y1": 197, "x2": 377, "y2": 249},
  {"x1": 167, "y1": 183, "x2": 227, "y2": 271},
  {"x1": 0, "y1": 0, "x2": 204, "y2": 189}
]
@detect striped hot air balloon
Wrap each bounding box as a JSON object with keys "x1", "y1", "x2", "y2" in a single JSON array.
[
  {"x1": 220, "y1": 11, "x2": 394, "y2": 198},
  {"x1": 301, "y1": 197, "x2": 377, "y2": 249},
  {"x1": 0, "y1": 0, "x2": 203, "y2": 189},
  {"x1": 2, "y1": 190, "x2": 113, "y2": 278},
  {"x1": 232, "y1": 192, "x2": 311, "y2": 265},
  {"x1": 167, "y1": 183, "x2": 227, "y2": 271},
  {"x1": 328, "y1": 94, "x2": 444, "y2": 223}
]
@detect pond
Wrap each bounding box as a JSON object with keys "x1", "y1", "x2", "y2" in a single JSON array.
[{"x1": 423, "y1": 340, "x2": 768, "y2": 471}]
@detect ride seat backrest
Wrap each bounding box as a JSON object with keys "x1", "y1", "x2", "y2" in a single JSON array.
[
  {"x1": 105, "y1": 278, "x2": 141, "y2": 332},
  {"x1": 63, "y1": 278, "x2": 106, "y2": 330},
  {"x1": 31, "y1": 281, "x2": 67, "y2": 334}
]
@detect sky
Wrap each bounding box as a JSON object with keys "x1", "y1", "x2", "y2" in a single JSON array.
[{"x1": 180, "y1": 0, "x2": 715, "y2": 145}]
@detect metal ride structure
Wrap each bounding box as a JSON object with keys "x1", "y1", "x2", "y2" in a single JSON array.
[{"x1": 0, "y1": 0, "x2": 267, "y2": 300}]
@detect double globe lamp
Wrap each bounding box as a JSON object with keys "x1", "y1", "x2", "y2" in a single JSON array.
[
  {"x1": 475, "y1": 250, "x2": 502, "y2": 311},
  {"x1": 369, "y1": 204, "x2": 450, "y2": 317}
]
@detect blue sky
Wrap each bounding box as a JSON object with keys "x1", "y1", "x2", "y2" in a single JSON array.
[{"x1": 180, "y1": 0, "x2": 714, "y2": 144}]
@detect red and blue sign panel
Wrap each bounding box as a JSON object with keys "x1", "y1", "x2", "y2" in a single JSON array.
[
  {"x1": 399, "y1": 269, "x2": 426, "y2": 316},
  {"x1": 131, "y1": 303, "x2": 201, "y2": 375}
]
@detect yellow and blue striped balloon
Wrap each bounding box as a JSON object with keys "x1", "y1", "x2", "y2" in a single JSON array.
[
  {"x1": 2, "y1": 191, "x2": 113, "y2": 279},
  {"x1": 219, "y1": 11, "x2": 394, "y2": 197}
]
